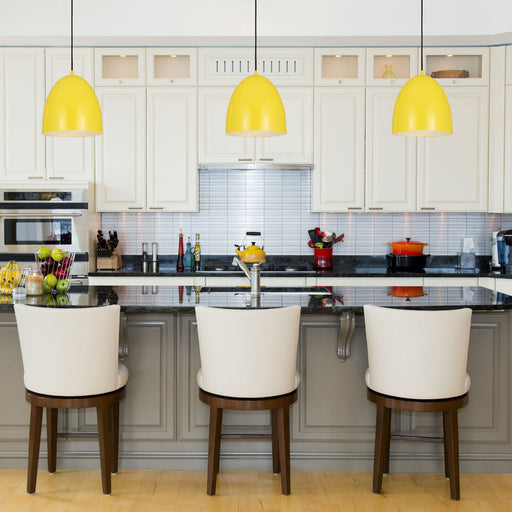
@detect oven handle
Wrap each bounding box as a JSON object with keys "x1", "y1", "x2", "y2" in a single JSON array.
[{"x1": 0, "y1": 212, "x2": 83, "y2": 217}]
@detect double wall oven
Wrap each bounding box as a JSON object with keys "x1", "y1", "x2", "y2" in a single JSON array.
[{"x1": 0, "y1": 187, "x2": 90, "y2": 277}]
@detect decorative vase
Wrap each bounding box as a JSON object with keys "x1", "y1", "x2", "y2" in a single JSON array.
[{"x1": 382, "y1": 64, "x2": 396, "y2": 79}]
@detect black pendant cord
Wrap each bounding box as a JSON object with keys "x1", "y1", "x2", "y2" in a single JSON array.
[
  {"x1": 420, "y1": 0, "x2": 423, "y2": 71},
  {"x1": 254, "y1": 0, "x2": 257, "y2": 73},
  {"x1": 70, "y1": 0, "x2": 74, "y2": 72}
]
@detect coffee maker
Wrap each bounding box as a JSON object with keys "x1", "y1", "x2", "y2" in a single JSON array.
[{"x1": 495, "y1": 229, "x2": 512, "y2": 272}]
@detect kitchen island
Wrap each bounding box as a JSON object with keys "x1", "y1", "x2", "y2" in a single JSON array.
[{"x1": 0, "y1": 285, "x2": 511, "y2": 474}]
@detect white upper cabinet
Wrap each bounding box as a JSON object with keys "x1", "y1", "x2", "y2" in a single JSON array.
[
  {"x1": 198, "y1": 87, "x2": 254, "y2": 163},
  {"x1": 198, "y1": 86, "x2": 313, "y2": 165},
  {"x1": 147, "y1": 88, "x2": 198, "y2": 212},
  {"x1": 423, "y1": 47, "x2": 489, "y2": 86},
  {"x1": 418, "y1": 87, "x2": 489, "y2": 212},
  {"x1": 45, "y1": 48, "x2": 94, "y2": 182},
  {"x1": 312, "y1": 87, "x2": 365, "y2": 212},
  {"x1": 314, "y1": 48, "x2": 365, "y2": 86},
  {"x1": 94, "y1": 48, "x2": 146, "y2": 86},
  {"x1": 198, "y1": 48, "x2": 314, "y2": 86},
  {"x1": 366, "y1": 48, "x2": 418, "y2": 87},
  {"x1": 365, "y1": 88, "x2": 417, "y2": 212},
  {"x1": 0, "y1": 49, "x2": 45, "y2": 181},
  {"x1": 147, "y1": 48, "x2": 197, "y2": 86},
  {"x1": 95, "y1": 88, "x2": 146, "y2": 211}
]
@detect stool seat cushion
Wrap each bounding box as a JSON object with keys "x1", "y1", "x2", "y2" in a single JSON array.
[
  {"x1": 365, "y1": 368, "x2": 471, "y2": 400},
  {"x1": 197, "y1": 369, "x2": 300, "y2": 398}
]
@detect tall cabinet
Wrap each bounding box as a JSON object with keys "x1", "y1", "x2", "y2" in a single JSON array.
[
  {"x1": 95, "y1": 48, "x2": 198, "y2": 212},
  {"x1": 0, "y1": 49, "x2": 45, "y2": 181}
]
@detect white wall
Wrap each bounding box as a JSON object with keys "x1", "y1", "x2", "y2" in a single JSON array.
[{"x1": 0, "y1": 0, "x2": 507, "y2": 43}]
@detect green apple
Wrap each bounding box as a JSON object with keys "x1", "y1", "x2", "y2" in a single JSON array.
[
  {"x1": 51, "y1": 248, "x2": 64, "y2": 262},
  {"x1": 37, "y1": 247, "x2": 51, "y2": 260},
  {"x1": 43, "y1": 273, "x2": 57, "y2": 291},
  {"x1": 56, "y1": 278, "x2": 69, "y2": 292}
]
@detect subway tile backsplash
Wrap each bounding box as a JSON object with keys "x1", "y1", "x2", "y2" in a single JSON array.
[{"x1": 101, "y1": 169, "x2": 510, "y2": 257}]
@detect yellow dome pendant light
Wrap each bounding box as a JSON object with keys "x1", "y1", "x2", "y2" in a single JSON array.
[
  {"x1": 392, "y1": 0, "x2": 452, "y2": 136},
  {"x1": 226, "y1": 0, "x2": 286, "y2": 136},
  {"x1": 42, "y1": 0, "x2": 102, "y2": 136}
]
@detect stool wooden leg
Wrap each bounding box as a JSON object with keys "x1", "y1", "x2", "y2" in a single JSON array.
[
  {"x1": 27, "y1": 404, "x2": 43, "y2": 494},
  {"x1": 96, "y1": 405, "x2": 112, "y2": 495},
  {"x1": 277, "y1": 406, "x2": 291, "y2": 495},
  {"x1": 46, "y1": 407, "x2": 58, "y2": 474},
  {"x1": 207, "y1": 404, "x2": 223, "y2": 496},
  {"x1": 373, "y1": 404, "x2": 391, "y2": 494},
  {"x1": 443, "y1": 411, "x2": 450, "y2": 479},
  {"x1": 271, "y1": 409, "x2": 280, "y2": 475},
  {"x1": 445, "y1": 409, "x2": 461, "y2": 501},
  {"x1": 383, "y1": 409, "x2": 392, "y2": 474},
  {"x1": 110, "y1": 402, "x2": 120, "y2": 474}
]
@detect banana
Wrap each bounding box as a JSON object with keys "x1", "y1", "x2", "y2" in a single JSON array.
[{"x1": 0, "y1": 260, "x2": 21, "y2": 294}]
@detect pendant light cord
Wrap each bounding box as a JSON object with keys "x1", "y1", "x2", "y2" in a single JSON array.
[
  {"x1": 70, "y1": 0, "x2": 74, "y2": 72},
  {"x1": 254, "y1": 0, "x2": 257, "y2": 73},
  {"x1": 420, "y1": 0, "x2": 423, "y2": 71}
]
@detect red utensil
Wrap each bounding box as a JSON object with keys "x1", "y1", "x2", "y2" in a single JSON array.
[{"x1": 308, "y1": 240, "x2": 314, "y2": 248}]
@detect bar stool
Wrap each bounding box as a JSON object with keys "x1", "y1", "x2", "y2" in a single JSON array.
[
  {"x1": 14, "y1": 304, "x2": 129, "y2": 495},
  {"x1": 363, "y1": 305, "x2": 472, "y2": 501},
  {"x1": 195, "y1": 305, "x2": 301, "y2": 496}
]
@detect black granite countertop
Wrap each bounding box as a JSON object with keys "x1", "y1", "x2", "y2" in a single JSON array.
[
  {"x1": 3, "y1": 284, "x2": 511, "y2": 314},
  {"x1": 88, "y1": 255, "x2": 509, "y2": 279}
]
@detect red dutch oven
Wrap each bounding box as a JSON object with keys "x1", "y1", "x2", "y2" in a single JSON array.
[
  {"x1": 387, "y1": 238, "x2": 428, "y2": 255},
  {"x1": 388, "y1": 286, "x2": 428, "y2": 298}
]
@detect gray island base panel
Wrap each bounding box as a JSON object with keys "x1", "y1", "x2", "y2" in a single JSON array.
[{"x1": 0, "y1": 286, "x2": 511, "y2": 473}]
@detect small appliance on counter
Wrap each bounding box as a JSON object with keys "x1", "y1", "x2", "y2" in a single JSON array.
[
  {"x1": 496, "y1": 229, "x2": 512, "y2": 273},
  {"x1": 96, "y1": 230, "x2": 122, "y2": 271},
  {"x1": 386, "y1": 238, "x2": 429, "y2": 271}
]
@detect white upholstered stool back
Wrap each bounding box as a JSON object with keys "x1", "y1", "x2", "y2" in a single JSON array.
[
  {"x1": 195, "y1": 305, "x2": 301, "y2": 398},
  {"x1": 363, "y1": 305, "x2": 472, "y2": 400},
  {"x1": 15, "y1": 304, "x2": 127, "y2": 397}
]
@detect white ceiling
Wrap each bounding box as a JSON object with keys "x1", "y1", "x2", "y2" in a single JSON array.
[{"x1": 0, "y1": 0, "x2": 511, "y2": 46}]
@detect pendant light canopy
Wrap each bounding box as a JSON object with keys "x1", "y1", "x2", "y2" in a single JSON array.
[
  {"x1": 42, "y1": 0, "x2": 102, "y2": 137},
  {"x1": 392, "y1": 0, "x2": 452, "y2": 137},
  {"x1": 226, "y1": 0, "x2": 286, "y2": 137}
]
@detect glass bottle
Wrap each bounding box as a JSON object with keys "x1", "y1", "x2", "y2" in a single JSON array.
[
  {"x1": 183, "y1": 237, "x2": 193, "y2": 272},
  {"x1": 176, "y1": 232, "x2": 184, "y2": 272},
  {"x1": 382, "y1": 63, "x2": 396, "y2": 79},
  {"x1": 194, "y1": 233, "x2": 201, "y2": 271}
]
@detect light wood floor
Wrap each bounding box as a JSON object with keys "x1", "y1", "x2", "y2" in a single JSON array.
[{"x1": 1, "y1": 470, "x2": 512, "y2": 512}]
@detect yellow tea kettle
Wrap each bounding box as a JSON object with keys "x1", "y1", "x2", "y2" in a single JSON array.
[{"x1": 235, "y1": 232, "x2": 266, "y2": 264}]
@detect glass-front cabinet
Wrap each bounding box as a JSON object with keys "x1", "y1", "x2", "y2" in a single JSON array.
[
  {"x1": 366, "y1": 48, "x2": 418, "y2": 86},
  {"x1": 314, "y1": 48, "x2": 365, "y2": 86},
  {"x1": 147, "y1": 48, "x2": 197, "y2": 86},
  {"x1": 94, "y1": 48, "x2": 146, "y2": 86}
]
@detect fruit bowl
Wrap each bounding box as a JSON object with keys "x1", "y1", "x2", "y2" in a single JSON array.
[{"x1": 34, "y1": 247, "x2": 75, "y2": 294}]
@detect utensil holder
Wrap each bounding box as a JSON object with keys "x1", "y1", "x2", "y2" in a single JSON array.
[{"x1": 314, "y1": 248, "x2": 333, "y2": 271}]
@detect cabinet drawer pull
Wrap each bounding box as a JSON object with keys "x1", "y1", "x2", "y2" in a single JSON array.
[
  {"x1": 149, "y1": 207, "x2": 164, "y2": 210},
  {"x1": 347, "y1": 207, "x2": 362, "y2": 210},
  {"x1": 128, "y1": 207, "x2": 143, "y2": 210},
  {"x1": 237, "y1": 158, "x2": 252, "y2": 162},
  {"x1": 28, "y1": 176, "x2": 43, "y2": 180},
  {"x1": 48, "y1": 176, "x2": 64, "y2": 180},
  {"x1": 368, "y1": 207, "x2": 383, "y2": 210},
  {"x1": 259, "y1": 158, "x2": 274, "y2": 162},
  {"x1": 420, "y1": 207, "x2": 436, "y2": 211}
]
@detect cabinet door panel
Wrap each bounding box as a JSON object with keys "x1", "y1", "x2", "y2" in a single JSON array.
[
  {"x1": 147, "y1": 88, "x2": 197, "y2": 211},
  {"x1": 0, "y1": 49, "x2": 45, "y2": 180},
  {"x1": 95, "y1": 88, "x2": 146, "y2": 211},
  {"x1": 45, "y1": 49, "x2": 94, "y2": 181},
  {"x1": 313, "y1": 88, "x2": 365, "y2": 211},
  {"x1": 365, "y1": 88, "x2": 416, "y2": 211},
  {"x1": 198, "y1": 87, "x2": 254, "y2": 164},
  {"x1": 259, "y1": 87, "x2": 313, "y2": 164},
  {"x1": 418, "y1": 87, "x2": 488, "y2": 212}
]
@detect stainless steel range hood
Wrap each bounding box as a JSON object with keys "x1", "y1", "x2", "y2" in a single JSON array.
[{"x1": 198, "y1": 163, "x2": 313, "y2": 171}]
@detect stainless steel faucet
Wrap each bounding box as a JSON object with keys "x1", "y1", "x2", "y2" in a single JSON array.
[{"x1": 232, "y1": 256, "x2": 261, "y2": 298}]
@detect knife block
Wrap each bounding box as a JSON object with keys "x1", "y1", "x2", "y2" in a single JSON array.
[{"x1": 96, "y1": 251, "x2": 122, "y2": 271}]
